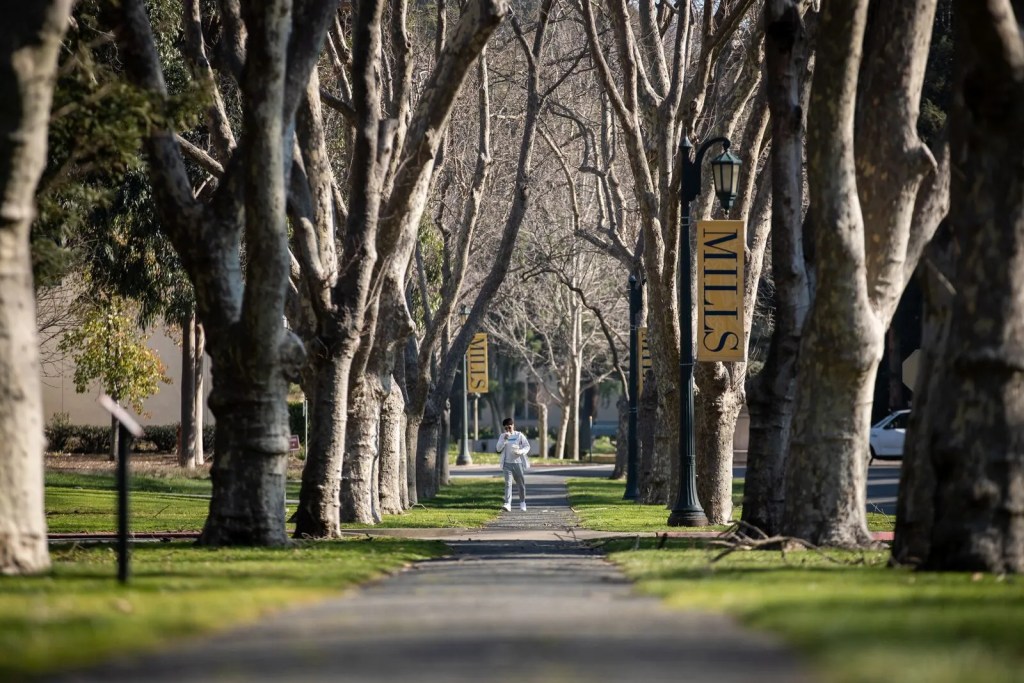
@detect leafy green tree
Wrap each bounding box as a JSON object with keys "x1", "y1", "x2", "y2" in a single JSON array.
[{"x1": 58, "y1": 297, "x2": 171, "y2": 459}]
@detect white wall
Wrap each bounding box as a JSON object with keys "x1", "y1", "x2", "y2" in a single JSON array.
[{"x1": 40, "y1": 323, "x2": 213, "y2": 428}]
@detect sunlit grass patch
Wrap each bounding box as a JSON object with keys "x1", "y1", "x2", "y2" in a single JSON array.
[
  {"x1": 345, "y1": 478, "x2": 502, "y2": 529},
  {"x1": 568, "y1": 478, "x2": 896, "y2": 533},
  {"x1": 566, "y1": 477, "x2": 741, "y2": 531},
  {"x1": 0, "y1": 539, "x2": 446, "y2": 678},
  {"x1": 605, "y1": 538, "x2": 1024, "y2": 683}
]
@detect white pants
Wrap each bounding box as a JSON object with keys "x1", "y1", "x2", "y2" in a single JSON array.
[{"x1": 503, "y1": 461, "x2": 526, "y2": 506}]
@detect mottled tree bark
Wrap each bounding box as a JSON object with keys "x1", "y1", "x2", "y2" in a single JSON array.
[
  {"x1": 115, "y1": 0, "x2": 334, "y2": 546},
  {"x1": 378, "y1": 376, "x2": 405, "y2": 515},
  {"x1": 637, "y1": 371, "x2": 667, "y2": 504},
  {"x1": 784, "y1": 0, "x2": 944, "y2": 547},
  {"x1": 0, "y1": 1, "x2": 72, "y2": 574},
  {"x1": 340, "y1": 374, "x2": 383, "y2": 523},
  {"x1": 783, "y1": 0, "x2": 877, "y2": 548},
  {"x1": 742, "y1": 0, "x2": 813, "y2": 536},
  {"x1": 897, "y1": 0, "x2": 1024, "y2": 573},
  {"x1": 179, "y1": 313, "x2": 197, "y2": 469},
  {"x1": 611, "y1": 394, "x2": 627, "y2": 479}
]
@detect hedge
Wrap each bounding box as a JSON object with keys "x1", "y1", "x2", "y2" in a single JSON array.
[
  {"x1": 44, "y1": 402, "x2": 307, "y2": 455},
  {"x1": 45, "y1": 423, "x2": 215, "y2": 455}
]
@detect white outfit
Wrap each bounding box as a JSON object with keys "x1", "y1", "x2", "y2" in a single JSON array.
[{"x1": 496, "y1": 430, "x2": 531, "y2": 509}]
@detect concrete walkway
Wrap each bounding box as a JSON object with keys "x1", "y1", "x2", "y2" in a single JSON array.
[{"x1": 52, "y1": 473, "x2": 815, "y2": 683}]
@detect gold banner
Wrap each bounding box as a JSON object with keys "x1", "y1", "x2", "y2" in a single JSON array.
[
  {"x1": 637, "y1": 327, "x2": 652, "y2": 397},
  {"x1": 467, "y1": 332, "x2": 489, "y2": 393},
  {"x1": 697, "y1": 220, "x2": 746, "y2": 362}
]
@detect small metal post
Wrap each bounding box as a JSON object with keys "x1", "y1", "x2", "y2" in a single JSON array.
[
  {"x1": 457, "y1": 352, "x2": 473, "y2": 465},
  {"x1": 117, "y1": 421, "x2": 132, "y2": 584},
  {"x1": 98, "y1": 394, "x2": 143, "y2": 585}
]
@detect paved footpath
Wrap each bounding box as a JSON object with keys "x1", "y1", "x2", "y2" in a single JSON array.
[{"x1": 53, "y1": 472, "x2": 815, "y2": 683}]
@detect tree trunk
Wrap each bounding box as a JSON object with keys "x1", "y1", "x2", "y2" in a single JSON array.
[
  {"x1": 537, "y1": 402, "x2": 549, "y2": 458},
  {"x1": 417, "y1": 402, "x2": 442, "y2": 499},
  {"x1": 0, "y1": 1, "x2": 70, "y2": 577},
  {"x1": 695, "y1": 364, "x2": 741, "y2": 524},
  {"x1": 179, "y1": 313, "x2": 197, "y2": 469},
  {"x1": 638, "y1": 371, "x2": 667, "y2": 504},
  {"x1": 554, "y1": 403, "x2": 570, "y2": 460},
  {"x1": 340, "y1": 373, "x2": 384, "y2": 524},
  {"x1": 193, "y1": 323, "x2": 206, "y2": 465},
  {"x1": 115, "y1": 0, "x2": 334, "y2": 547},
  {"x1": 611, "y1": 394, "x2": 627, "y2": 479},
  {"x1": 199, "y1": 352, "x2": 294, "y2": 546},
  {"x1": 398, "y1": 409, "x2": 409, "y2": 510},
  {"x1": 904, "y1": 1, "x2": 1024, "y2": 573},
  {"x1": 886, "y1": 325, "x2": 904, "y2": 412},
  {"x1": 406, "y1": 413, "x2": 420, "y2": 507},
  {"x1": 439, "y1": 402, "x2": 450, "y2": 489},
  {"x1": 379, "y1": 376, "x2": 404, "y2": 515},
  {"x1": 892, "y1": 225, "x2": 953, "y2": 565},
  {"x1": 741, "y1": 0, "x2": 812, "y2": 537},
  {"x1": 783, "y1": 0, "x2": 876, "y2": 548},
  {"x1": 785, "y1": 0, "x2": 943, "y2": 548},
  {"x1": 293, "y1": 350, "x2": 352, "y2": 538}
]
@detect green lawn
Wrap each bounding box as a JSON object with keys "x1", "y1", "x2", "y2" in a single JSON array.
[
  {"x1": 606, "y1": 538, "x2": 1024, "y2": 683},
  {"x1": 567, "y1": 478, "x2": 896, "y2": 533},
  {"x1": 44, "y1": 472, "x2": 499, "y2": 533},
  {"x1": 349, "y1": 478, "x2": 501, "y2": 528},
  {"x1": 0, "y1": 539, "x2": 446, "y2": 679}
]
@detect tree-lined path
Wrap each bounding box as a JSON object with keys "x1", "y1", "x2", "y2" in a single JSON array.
[{"x1": 50, "y1": 473, "x2": 813, "y2": 683}]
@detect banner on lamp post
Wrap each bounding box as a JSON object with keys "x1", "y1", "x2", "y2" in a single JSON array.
[
  {"x1": 697, "y1": 219, "x2": 746, "y2": 362},
  {"x1": 637, "y1": 327, "x2": 652, "y2": 396},
  {"x1": 467, "y1": 332, "x2": 489, "y2": 393}
]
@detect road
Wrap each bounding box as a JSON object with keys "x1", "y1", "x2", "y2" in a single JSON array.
[{"x1": 453, "y1": 459, "x2": 903, "y2": 515}]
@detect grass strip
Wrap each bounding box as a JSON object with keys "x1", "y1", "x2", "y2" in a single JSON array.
[
  {"x1": 45, "y1": 473, "x2": 500, "y2": 533},
  {"x1": 345, "y1": 478, "x2": 501, "y2": 529},
  {"x1": 0, "y1": 539, "x2": 446, "y2": 679},
  {"x1": 567, "y1": 478, "x2": 895, "y2": 533},
  {"x1": 604, "y1": 537, "x2": 1024, "y2": 683},
  {"x1": 566, "y1": 477, "x2": 741, "y2": 531}
]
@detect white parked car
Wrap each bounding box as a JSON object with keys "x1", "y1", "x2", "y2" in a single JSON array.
[{"x1": 869, "y1": 409, "x2": 910, "y2": 463}]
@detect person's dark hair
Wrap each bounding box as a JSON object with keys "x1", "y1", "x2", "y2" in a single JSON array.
[{"x1": 502, "y1": 417, "x2": 514, "y2": 428}]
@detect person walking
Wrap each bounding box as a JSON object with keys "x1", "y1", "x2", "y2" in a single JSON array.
[{"x1": 496, "y1": 417, "x2": 530, "y2": 511}]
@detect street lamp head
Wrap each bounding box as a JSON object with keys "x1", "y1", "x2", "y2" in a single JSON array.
[
  {"x1": 459, "y1": 303, "x2": 470, "y2": 324},
  {"x1": 710, "y1": 146, "x2": 741, "y2": 212}
]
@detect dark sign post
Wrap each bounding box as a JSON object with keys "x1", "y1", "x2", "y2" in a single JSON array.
[{"x1": 98, "y1": 395, "x2": 143, "y2": 584}]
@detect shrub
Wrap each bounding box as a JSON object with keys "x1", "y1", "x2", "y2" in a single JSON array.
[
  {"x1": 145, "y1": 425, "x2": 178, "y2": 453},
  {"x1": 45, "y1": 412, "x2": 74, "y2": 452},
  {"x1": 60, "y1": 425, "x2": 111, "y2": 454},
  {"x1": 288, "y1": 401, "x2": 305, "y2": 444}
]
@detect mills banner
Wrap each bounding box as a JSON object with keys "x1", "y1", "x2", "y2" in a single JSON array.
[
  {"x1": 467, "y1": 332, "x2": 489, "y2": 393},
  {"x1": 696, "y1": 220, "x2": 746, "y2": 362}
]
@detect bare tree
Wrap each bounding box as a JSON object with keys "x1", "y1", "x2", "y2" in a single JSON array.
[
  {"x1": 113, "y1": 0, "x2": 335, "y2": 546},
  {"x1": 741, "y1": 0, "x2": 814, "y2": 535},
  {"x1": 783, "y1": 0, "x2": 948, "y2": 547},
  {"x1": 411, "y1": 0, "x2": 556, "y2": 499},
  {"x1": 578, "y1": 0, "x2": 767, "y2": 511},
  {"x1": 288, "y1": 0, "x2": 508, "y2": 532},
  {"x1": 0, "y1": 1, "x2": 73, "y2": 575},
  {"x1": 894, "y1": 0, "x2": 1024, "y2": 573}
]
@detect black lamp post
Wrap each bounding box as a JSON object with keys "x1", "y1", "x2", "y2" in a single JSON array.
[
  {"x1": 457, "y1": 304, "x2": 473, "y2": 465},
  {"x1": 667, "y1": 136, "x2": 741, "y2": 527},
  {"x1": 624, "y1": 273, "x2": 643, "y2": 500}
]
